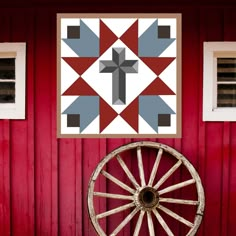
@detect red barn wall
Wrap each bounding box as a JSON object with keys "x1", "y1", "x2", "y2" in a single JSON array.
[{"x1": 0, "y1": 1, "x2": 236, "y2": 235}]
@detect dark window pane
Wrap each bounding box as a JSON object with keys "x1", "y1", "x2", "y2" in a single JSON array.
[
  {"x1": 0, "y1": 82, "x2": 15, "y2": 103},
  {"x1": 217, "y1": 58, "x2": 236, "y2": 82},
  {"x1": 0, "y1": 58, "x2": 15, "y2": 80},
  {"x1": 217, "y1": 84, "x2": 236, "y2": 107}
]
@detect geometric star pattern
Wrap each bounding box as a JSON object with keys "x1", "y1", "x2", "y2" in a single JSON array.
[{"x1": 57, "y1": 14, "x2": 181, "y2": 137}]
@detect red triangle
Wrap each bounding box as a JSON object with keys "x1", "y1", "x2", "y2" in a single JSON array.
[
  {"x1": 120, "y1": 98, "x2": 139, "y2": 132},
  {"x1": 141, "y1": 78, "x2": 175, "y2": 95},
  {"x1": 140, "y1": 58, "x2": 175, "y2": 76},
  {"x1": 63, "y1": 78, "x2": 98, "y2": 96},
  {"x1": 100, "y1": 98, "x2": 118, "y2": 132},
  {"x1": 62, "y1": 57, "x2": 97, "y2": 75},
  {"x1": 100, "y1": 20, "x2": 118, "y2": 56},
  {"x1": 120, "y1": 20, "x2": 138, "y2": 55}
]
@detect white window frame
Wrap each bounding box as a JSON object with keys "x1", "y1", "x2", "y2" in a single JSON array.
[
  {"x1": 0, "y1": 43, "x2": 26, "y2": 119},
  {"x1": 203, "y1": 42, "x2": 236, "y2": 121}
]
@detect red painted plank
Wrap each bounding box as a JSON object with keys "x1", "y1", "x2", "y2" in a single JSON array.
[
  {"x1": 49, "y1": 10, "x2": 59, "y2": 236},
  {"x1": 220, "y1": 122, "x2": 230, "y2": 236},
  {"x1": 25, "y1": 11, "x2": 36, "y2": 236},
  {"x1": 83, "y1": 139, "x2": 106, "y2": 236},
  {"x1": 228, "y1": 123, "x2": 236, "y2": 236},
  {"x1": 0, "y1": 120, "x2": 10, "y2": 236},
  {"x1": 34, "y1": 9, "x2": 58, "y2": 236},
  {"x1": 222, "y1": 9, "x2": 236, "y2": 236},
  {"x1": 75, "y1": 139, "x2": 83, "y2": 236},
  {"x1": 181, "y1": 9, "x2": 202, "y2": 236},
  {"x1": 59, "y1": 139, "x2": 77, "y2": 236},
  {"x1": 205, "y1": 123, "x2": 223, "y2": 236},
  {"x1": 0, "y1": 12, "x2": 11, "y2": 236},
  {"x1": 202, "y1": 9, "x2": 224, "y2": 236},
  {"x1": 197, "y1": 8, "x2": 207, "y2": 236},
  {"x1": 10, "y1": 9, "x2": 35, "y2": 236},
  {"x1": 58, "y1": 139, "x2": 82, "y2": 236},
  {"x1": 181, "y1": 9, "x2": 199, "y2": 167}
]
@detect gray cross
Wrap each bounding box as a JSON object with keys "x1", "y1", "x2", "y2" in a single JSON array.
[{"x1": 100, "y1": 47, "x2": 138, "y2": 105}]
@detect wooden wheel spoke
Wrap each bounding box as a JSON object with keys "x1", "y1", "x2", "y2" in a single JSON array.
[
  {"x1": 154, "y1": 160, "x2": 182, "y2": 190},
  {"x1": 137, "y1": 147, "x2": 146, "y2": 186},
  {"x1": 110, "y1": 207, "x2": 139, "y2": 235},
  {"x1": 96, "y1": 202, "x2": 135, "y2": 220},
  {"x1": 147, "y1": 211, "x2": 155, "y2": 236},
  {"x1": 101, "y1": 170, "x2": 135, "y2": 194},
  {"x1": 116, "y1": 155, "x2": 140, "y2": 189},
  {"x1": 93, "y1": 192, "x2": 134, "y2": 200},
  {"x1": 158, "y1": 179, "x2": 196, "y2": 195},
  {"x1": 159, "y1": 197, "x2": 199, "y2": 205},
  {"x1": 148, "y1": 148, "x2": 163, "y2": 187},
  {"x1": 133, "y1": 210, "x2": 145, "y2": 236},
  {"x1": 158, "y1": 204, "x2": 194, "y2": 228},
  {"x1": 152, "y1": 209, "x2": 174, "y2": 236}
]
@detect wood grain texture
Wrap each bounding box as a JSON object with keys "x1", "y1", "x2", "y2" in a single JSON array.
[
  {"x1": 0, "y1": 121, "x2": 10, "y2": 236},
  {"x1": 0, "y1": 12, "x2": 11, "y2": 236},
  {"x1": 0, "y1": 4, "x2": 235, "y2": 236}
]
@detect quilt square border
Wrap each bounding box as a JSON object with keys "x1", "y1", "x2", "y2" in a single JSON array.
[{"x1": 57, "y1": 13, "x2": 182, "y2": 138}]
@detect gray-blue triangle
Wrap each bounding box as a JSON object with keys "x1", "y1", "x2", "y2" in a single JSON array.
[
  {"x1": 138, "y1": 20, "x2": 175, "y2": 57},
  {"x1": 139, "y1": 96, "x2": 175, "y2": 132},
  {"x1": 63, "y1": 20, "x2": 99, "y2": 57},
  {"x1": 63, "y1": 96, "x2": 99, "y2": 132}
]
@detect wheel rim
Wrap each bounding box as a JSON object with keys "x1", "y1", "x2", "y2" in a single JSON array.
[{"x1": 88, "y1": 141, "x2": 205, "y2": 236}]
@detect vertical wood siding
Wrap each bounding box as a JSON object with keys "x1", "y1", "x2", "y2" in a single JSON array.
[{"x1": 0, "y1": 3, "x2": 236, "y2": 236}]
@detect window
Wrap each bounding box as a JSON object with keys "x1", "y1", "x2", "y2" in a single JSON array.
[
  {"x1": 0, "y1": 43, "x2": 26, "y2": 119},
  {"x1": 203, "y1": 42, "x2": 236, "y2": 121}
]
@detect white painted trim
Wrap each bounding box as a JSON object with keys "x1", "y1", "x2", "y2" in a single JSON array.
[
  {"x1": 203, "y1": 42, "x2": 236, "y2": 121},
  {"x1": 0, "y1": 43, "x2": 26, "y2": 119}
]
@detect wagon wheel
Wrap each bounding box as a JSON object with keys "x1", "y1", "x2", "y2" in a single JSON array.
[{"x1": 88, "y1": 141, "x2": 205, "y2": 236}]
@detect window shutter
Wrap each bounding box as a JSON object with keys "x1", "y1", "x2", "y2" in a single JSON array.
[{"x1": 217, "y1": 58, "x2": 236, "y2": 107}]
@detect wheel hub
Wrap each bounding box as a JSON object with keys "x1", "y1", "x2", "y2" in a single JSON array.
[{"x1": 135, "y1": 187, "x2": 159, "y2": 210}]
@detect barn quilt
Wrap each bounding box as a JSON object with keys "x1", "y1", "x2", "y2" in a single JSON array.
[{"x1": 57, "y1": 14, "x2": 181, "y2": 137}]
